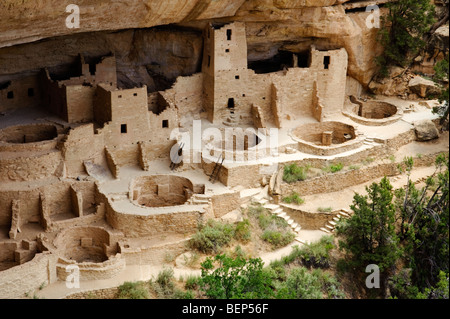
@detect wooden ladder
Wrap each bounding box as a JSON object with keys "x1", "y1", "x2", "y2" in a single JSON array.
[{"x1": 209, "y1": 154, "x2": 224, "y2": 183}]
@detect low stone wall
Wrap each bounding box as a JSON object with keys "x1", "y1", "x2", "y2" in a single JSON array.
[
  {"x1": 56, "y1": 254, "x2": 126, "y2": 282},
  {"x1": 65, "y1": 287, "x2": 119, "y2": 299},
  {"x1": 280, "y1": 204, "x2": 339, "y2": 230},
  {"x1": 211, "y1": 191, "x2": 241, "y2": 218},
  {"x1": 120, "y1": 238, "x2": 188, "y2": 266},
  {"x1": 0, "y1": 252, "x2": 58, "y2": 299},
  {"x1": 280, "y1": 153, "x2": 442, "y2": 196},
  {"x1": 105, "y1": 199, "x2": 205, "y2": 238}
]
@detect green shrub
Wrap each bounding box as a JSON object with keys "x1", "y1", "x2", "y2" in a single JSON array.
[
  {"x1": 297, "y1": 236, "x2": 334, "y2": 269},
  {"x1": 118, "y1": 281, "x2": 149, "y2": 299},
  {"x1": 317, "y1": 207, "x2": 332, "y2": 213},
  {"x1": 234, "y1": 219, "x2": 251, "y2": 242},
  {"x1": 185, "y1": 275, "x2": 200, "y2": 290},
  {"x1": 348, "y1": 165, "x2": 360, "y2": 170},
  {"x1": 188, "y1": 220, "x2": 235, "y2": 253},
  {"x1": 323, "y1": 163, "x2": 343, "y2": 173},
  {"x1": 276, "y1": 267, "x2": 323, "y2": 299},
  {"x1": 283, "y1": 164, "x2": 308, "y2": 183},
  {"x1": 262, "y1": 230, "x2": 295, "y2": 248},
  {"x1": 282, "y1": 192, "x2": 304, "y2": 205}
]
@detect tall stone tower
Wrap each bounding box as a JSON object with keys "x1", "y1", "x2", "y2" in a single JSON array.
[{"x1": 202, "y1": 22, "x2": 248, "y2": 124}]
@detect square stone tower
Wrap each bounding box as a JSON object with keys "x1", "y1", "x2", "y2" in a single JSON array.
[{"x1": 202, "y1": 22, "x2": 248, "y2": 124}]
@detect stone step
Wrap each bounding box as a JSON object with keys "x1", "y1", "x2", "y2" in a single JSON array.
[
  {"x1": 291, "y1": 222, "x2": 298, "y2": 229},
  {"x1": 287, "y1": 219, "x2": 294, "y2": 225},
  {"x1": 272, "y1": 208, "x2": 283, "y2": 215},
  {"x1": 295, "y1": 237, "x2": 306, "y2": 244},
  {"x1": 265, "y1": 204, "x2": 280, "y2": 210},
  {"x1": 333, "y1": 217, "x2": 340, "y2": 222},
  {"x1": 341, "y1": 208, "x2": 351, "y2": 214},
  {"x1": 329, "y1": 221, "x2": 337, "y2": 226},
  {"x1": 277, "y1": 212, "x2": 287, "y2": 218},
  {"x1": 281, "y1": 215, "x2": 290, "y2": 221},
  {"x1": 320, "y1": 227, "x2": 331, "y2": 233},
  {"x1": 325, "y1": 224, "x2": 334, "y2": 230},
  {"x1": 294, "y1": 226, "x2": 301, "y2": 232},
  {"x1": 339, "y1": 211, "x2": 350, "y2": 217}
]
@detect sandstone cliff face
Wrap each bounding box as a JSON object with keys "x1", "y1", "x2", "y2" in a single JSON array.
[{"x1": 0, "y1": 0, "x2": 390, "y2": 89}]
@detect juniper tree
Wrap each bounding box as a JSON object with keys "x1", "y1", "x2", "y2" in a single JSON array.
[{"x1": 376, "y1": 0, "x2": 435, "y2": 76}]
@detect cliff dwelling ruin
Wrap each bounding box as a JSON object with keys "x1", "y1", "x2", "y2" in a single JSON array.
[{"x1": 0, "y1": 0, "x2": 448, "y2": 299}]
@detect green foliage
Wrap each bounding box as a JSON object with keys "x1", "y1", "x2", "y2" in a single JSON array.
[
  {"x1": 188, "y1": 220, "x2": 235, "y2": 253},
  {"x1": 118, "y1": 281, "x2": 150, "y2": 299},
  {"x1": 336, "y1": 177, "x2": 402, "y2": 274},
  {"x1": 348, "y1": 165, "x2": 360, "y2": 170},
  {"x1": 261, "y1": 230, "x2": 295, "y2": 249},
  {"x1": 395, "y1": 153, "x2": 449, "y2": 291},
  {"x1": 322, "y1": 163, "x2": 344, "y2": 173},
  {"x1": 200, "y1": 254, "x2": 274, "y2": 299},
  {"x1": 376, "y1": 0, "x2": 435, "y2": 75},
  {"x1": 184, "y1": 275, "x2": 201, "y2": 291},
  {"x1": 283, "y1": 163, "x2": 308, "y2": 183},
  {"x1": 234, "y1": 219, "x2": 251, "y2": 242},
  {"x1": 275, "y1": 267, "x2": 324, "y2": 299},
  {"x1": 249, "y1": 204, "x2": 295, "y2": 249},
  {"x1": 282, "y1": 192, "x2": 305, "y2": 204},
  {"x1": 432, "y1": 54, "x2": 449, "y2": 126},
  {"x1": 297, "y1": 236, "x2": 335, "y2": 269},
  {"x1": 317, "y1": 207, "x2": 333, "y2": 213}
]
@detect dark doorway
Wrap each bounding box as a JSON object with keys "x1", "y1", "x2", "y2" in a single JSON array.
[
  {"x1": 296, "y1": 52, "x2": 310, "y2": 68},
  {"x1": 227, "y1": 98, "x2": 235, "y2": 109},
  {"x1": 323, "y1": 56, "x2": 330, "y2": 69},
  {"x1": 121, "y1": 124, "x2": 127, "y2": 134},
  {"x1": 226, "y1": 29, "x2": 232, "y2": 41}
]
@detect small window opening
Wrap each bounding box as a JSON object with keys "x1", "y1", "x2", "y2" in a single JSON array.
[
  {"x1": 227, "y1": 98, "x2": 235, "y2": 109},
  {"x1": 162, "y1": 120, "x2": 169, "y2": 128},
  {"x1": 226, "y1": 29, "x2": 232, "y2": 41},
  {"x1": 121, "y1": 124, "x2": 127, "y2": 134},
  {"x1": 133, "y1": 93, "x2": 138, "y2": 96},
  {"x1": 118, "y1": 95, "x2": 122, "y2": 98},
  {"x1": 226, "y1": 49, "x2": 230, "y2": 53},
  {"x1": 235, "y1": 75, "x2": 240, "y2": 79},
  {"x1": 323, "y1": 56, "x2": 330, "y2": 69},
  {"x1": 28, "y1": 88, "x2": 34, "y2": 97},
  {"x1": 7, "y1": 91, "x2": 13, "y2": 99}
]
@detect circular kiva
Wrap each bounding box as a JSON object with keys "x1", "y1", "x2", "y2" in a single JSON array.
[{"x1": 0, "y1": 124, "x2": 58, "y2": 144}]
